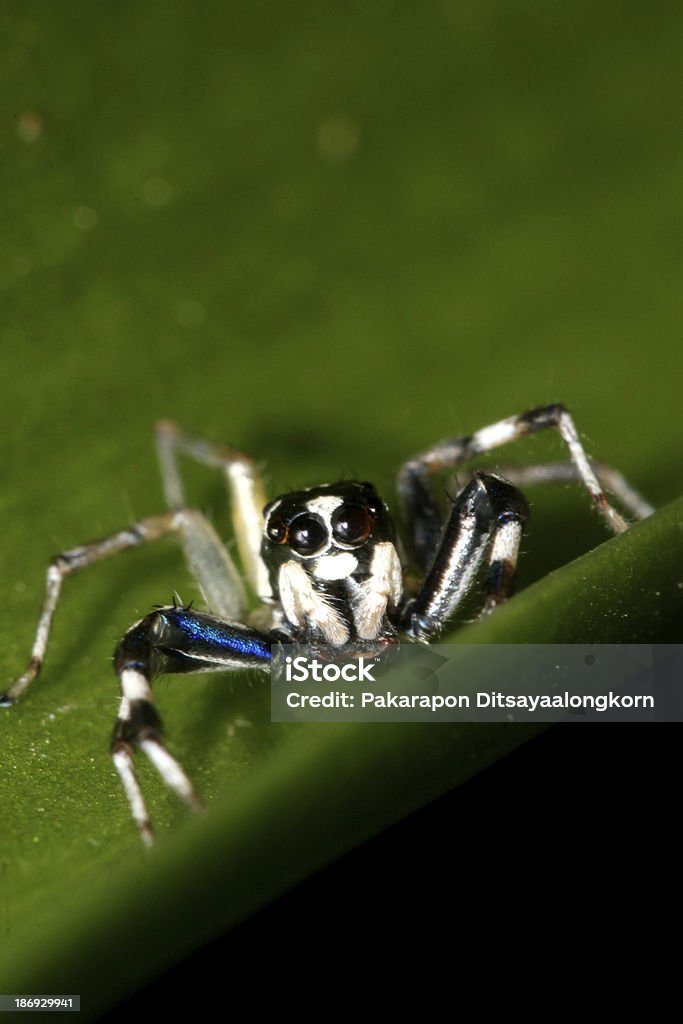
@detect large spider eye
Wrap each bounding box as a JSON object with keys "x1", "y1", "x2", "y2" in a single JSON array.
[
  {"x1": 288, "y1": 513, "x2": 327, "y2": 556},
  {"x1": 331, "y1": 504, "x2": 373, "y2": 546}
]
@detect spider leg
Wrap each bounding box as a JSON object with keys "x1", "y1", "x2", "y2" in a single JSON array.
[
  {"x1": 402, "y1": 472, "x2": 529, "y2": 641},
  {"x1": 485, "y1": 461, "x2": 654, "y2": 521},
  {"x1": 1, "y1": 508, "x2": 244, "y2": 706},
  {"x1": 111, "y1": 604, "x2": 271, "y2": 845},
  {"x1": 155, "y1": 420, "x2": 270, "y2": 602},
  {"x1": 398, "y1": 404, "x2": 643, "y2": 570}
]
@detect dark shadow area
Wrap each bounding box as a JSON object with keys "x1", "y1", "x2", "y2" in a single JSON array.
[{"x1": 100, "y1": 721, "x2": 679, "y2": 1019}]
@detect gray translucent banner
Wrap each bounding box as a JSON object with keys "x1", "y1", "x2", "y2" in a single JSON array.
[
  {"x1": 270, "y1": 644, "x2": 683, "y2": 722},
  {"x1": 0, "y1": 996, "x2": 80, "y2": 1011}
]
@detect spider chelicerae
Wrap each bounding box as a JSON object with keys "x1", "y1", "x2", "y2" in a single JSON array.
[{"x1": 2, "y1": 405, "x2": 653, "y2": 844}]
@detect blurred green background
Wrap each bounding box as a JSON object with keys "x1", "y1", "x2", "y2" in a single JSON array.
[{"x1": 2, "y1": 0, "x2": 682, "y2": 1014}]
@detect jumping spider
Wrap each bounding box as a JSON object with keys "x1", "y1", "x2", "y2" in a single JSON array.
[{"x1": 2, "y1": 406, "x2": 653, "y2": 844}]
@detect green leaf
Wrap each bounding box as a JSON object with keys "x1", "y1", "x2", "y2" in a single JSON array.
[{"x1": 2, "y1": 1, "x2": 682, "y2": 1016}]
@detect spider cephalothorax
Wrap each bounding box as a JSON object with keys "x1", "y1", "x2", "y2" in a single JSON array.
[
  {"x1": 2, "y1": 407, "x2": 654, "y2": 844},
  {"x1": 262, "y1": 482, "x2": 401, "y2": 646}
]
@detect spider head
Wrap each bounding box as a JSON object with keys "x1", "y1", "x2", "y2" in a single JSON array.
[{"x1": 262, "y1": 481, "x2": 396, "y2": 585}]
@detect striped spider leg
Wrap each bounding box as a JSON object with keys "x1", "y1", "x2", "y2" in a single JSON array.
[
  {"x1": 112, "y1": 603, "x2": 271, "y2": 846},
  {"x1": 2, "y1": 425, "x2": 275, "y2": 845},
  {"x1": 398, "y1": 404, "x2": 654, "y2": 641}
]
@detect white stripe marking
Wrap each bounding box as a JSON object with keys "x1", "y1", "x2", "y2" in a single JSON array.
[
  {"x1": 139, "y1": 739, "x2": 199, "y2": 807},
  {"x1": 488, "y1": 520, "x2": 522, "y2": 568},
  {"x1": 112, "y1": 748, "x2": 153, "y2": 845},
  {"x1": 314, "y1": 552, "x2": 358, "y2": 580},
  {"x1": 121, "y1": 668, "x2": 152, "y2": 702}
]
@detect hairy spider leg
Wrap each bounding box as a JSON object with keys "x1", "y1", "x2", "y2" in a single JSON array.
[
  {"x1": 111, "y1": 604, "x2": 271, "y2": 845},
  {"x1": 403, "y1": 472, "x2": 529, "y2": 641},
  {"x1": 155, "y1": 419, "x2": 270, "y2": 603},
  {"x1": 397, "y1": 403, "x2": 646, "y2": 572},
  {"x1": 0, "y1": 508, "x2": 243, "y2": 706}
]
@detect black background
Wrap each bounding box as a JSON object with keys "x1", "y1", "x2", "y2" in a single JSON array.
[{"x1": 101, "y1": 724, "x2": 676, "y2": 1018}]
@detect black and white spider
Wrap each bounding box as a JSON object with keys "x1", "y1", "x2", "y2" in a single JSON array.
[{"x1": 2, "y1": 406, "x2": 653, "y2": 844}]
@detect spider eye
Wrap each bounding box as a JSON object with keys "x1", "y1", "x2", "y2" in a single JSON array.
[
  {"x1": 266, "y1": 517, "x2": 288, "y2": 544},
  {"x1": 331, "y1": 504, "x2": 373, "y2": 546},
  {"x1": 288, "y1": 513, "x2": 327, "y2": 556}
]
